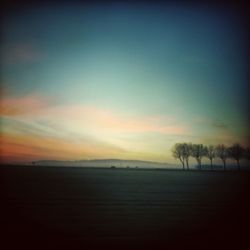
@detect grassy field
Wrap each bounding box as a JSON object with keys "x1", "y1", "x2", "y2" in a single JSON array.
[{"x1": 1, "y1": 166, "x2": 250, "y2": 249}]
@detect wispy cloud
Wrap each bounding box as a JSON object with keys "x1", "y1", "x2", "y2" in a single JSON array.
[
  {"x1": 0, "y1": 94, "x2": 55, "y2": 116},
  {"x1": 0, "y1": 131, "x2": 126, "y2": 163},
  {"x1": 1, "y1": 94, "x2": 188, "y2": 135},
  {"x1": 211, "y1": 119, "x2": 228, "y2": 130},
  {"x1": 191, "y1": 116, "x2": 230, "y2": 132},
  {"x1": 2, "y1": 43, "x2": 44, "y2": 64},
  {"x1": 0, "y1": 93, "x2": 189, "y2": 162},
  {"x1": 42, "y1": 105, "x2": 187, "y2": 135}
]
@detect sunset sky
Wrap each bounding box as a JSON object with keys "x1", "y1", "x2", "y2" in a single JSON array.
[{"x1": 1, "y1": 2, "x2": 249, "y2": 164}]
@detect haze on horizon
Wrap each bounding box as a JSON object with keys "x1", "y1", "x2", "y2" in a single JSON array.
[{"x1": 1, "y1": 2, "x2": 249, "y2": 164}]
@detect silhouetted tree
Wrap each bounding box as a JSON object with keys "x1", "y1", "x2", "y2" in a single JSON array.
[
  {"x1": 183, "y1": 143, "x2": 192, "y2": 170},
  {"x1": 227, "y1": 143, "x2": 245, "y2": 171},
  {"x1": 215, "y1": 144, "x2": 228, "y2": 170},
  {"x1": 206, "y1": 145, "x2": 216, "y2": 170},
  {"x1": 244, "y1": 147, "x2": 250, "y2": 161},
  {"x1": 191, "y1": 144, "x2": 207, "y2": 170},
  {"x1": 172, "y1": 143, "x2": 185, "y2": 170}
]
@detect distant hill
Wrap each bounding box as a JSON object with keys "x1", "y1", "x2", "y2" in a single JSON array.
[
  {"x1": 6, "y1": 159, "x2": 249, "y2": 170},
  {"x1": 33, "y1": 159, "x2": 178, "y2": 168}
]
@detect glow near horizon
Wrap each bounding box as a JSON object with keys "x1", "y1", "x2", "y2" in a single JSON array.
[{"x1": 0, "y1": 4, "x2": 249, "y2": 164}]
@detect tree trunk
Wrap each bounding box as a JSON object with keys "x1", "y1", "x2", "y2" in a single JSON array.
[
  {"x1": 197, "y1": 159, "x2": 201, "y2": 170},
  {"x1": 181, "y1": 160, "x2": 184, "y2": 170},
  {"x1": 237, "y1": 160, "x2": 240, "y2": 171},
  {"x1": 196, "y1": 159, "x2": 199, "y2": 170},
  {"x1": 210, "y1": 159, "x2": 213, "y2": 171},
  {"x1": 186, "y1": 159, "x2": 189, "y2": 170},
  {"x1": 223, "y1": 160, "x2": 226, "y2": 171}
]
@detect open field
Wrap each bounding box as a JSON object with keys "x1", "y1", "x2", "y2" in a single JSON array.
[{"x1": 1, "y1": 166, "x2": 250, "y2": 249}]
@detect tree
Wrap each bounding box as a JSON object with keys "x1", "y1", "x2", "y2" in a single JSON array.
[
  {"x1": 244, "y1": 147, "x2": 250, "y2": 161},
  {"x1": 172, "y1": 143, "x2": 185, "y2": 170},
  {"x1": 227, "y1": 143, "x2": 245, "y2": 171},
  {"x1": 215, "y1": 144, "x2": 228, "y2": 170},
  {"x1": 191, "y1": 144, "x2": 207, "y2": 170},
  {"x1": 183, "y1": 143, "x2": 192, "y2": 170},
  {"x1": 206, "y1": 145, "x2": 216, "y2": 170}
]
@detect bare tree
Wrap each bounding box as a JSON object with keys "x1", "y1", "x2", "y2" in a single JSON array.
[
  {"x1": 191, "y1": 144, "x2": 207, "y2": 170},
  {"x1": 244, "y1": 147, "x2": 250, "y2": 161},
  {"x1": 227, "y1": 143, "x2": 245, "y2": 171},
  {"x1": 183, "y1": 143, "x2": 192, "y2": 170},
  {"x1": 172, "y1": 143, "x2": 185, "y2": 170},
  {"x1": 215, "y1": 144, "x2": 228, "y2": 170},
  {"x1": 206, "y1": 145, "x2": 216, "y2": 170}
]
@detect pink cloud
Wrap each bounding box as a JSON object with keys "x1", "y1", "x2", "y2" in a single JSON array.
[
  {"x1": 0, "y1": 94, "x2": 54, "y2": 116},
  {"x1": 0, "y1": 132, "x2": 126, "y2": 163},
  {"x1": 43, "y1": 105, "x2": 187, "y2": 135},
  {"x1": 1, "y1": 93, "x2": 188, "y2": 135},
  {"x1": 3, "y1": 43, "x2": 43, "y2": 64},
  {"x1": 0, "y1": 93, "x2": 189, "y2": 163}
]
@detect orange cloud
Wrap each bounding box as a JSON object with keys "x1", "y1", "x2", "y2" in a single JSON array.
[
  {"x1": 1, "y1": 93, "x2": 187, "y2": 135},
  {"x1": 43, "y1": 105, "x2": 187, "y2": 135},
  {"x1": 0, "y1": 94, "x2": 54, "y2": 116},
  {"x1": 0, "y1": 132, "x2": 125, "y2": 163},
  {"x1": 0, "y1": 93, "x2": 189, "y2": 163}
]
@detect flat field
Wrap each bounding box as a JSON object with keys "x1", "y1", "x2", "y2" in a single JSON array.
[{"x1": 1, "y1": 166, "x2": 250, "y2": 249}]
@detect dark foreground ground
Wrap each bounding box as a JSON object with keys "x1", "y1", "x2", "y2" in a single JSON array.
[{"x1": 1, "y1": 166, "x2": 250, "y2": 250}]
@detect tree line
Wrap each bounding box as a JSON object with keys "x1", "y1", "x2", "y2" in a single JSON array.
[{"x1": 172, "y1": 143, "x2": 250, "y2": 171}]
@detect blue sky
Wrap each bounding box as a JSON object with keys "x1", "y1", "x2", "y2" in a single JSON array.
[{"x1": 1, "y1": 3, "x2": 249, "y2": 163}]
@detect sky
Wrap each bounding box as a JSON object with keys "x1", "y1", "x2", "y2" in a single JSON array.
[{"x1": 1, "y1": 2, "x2": 249, "y2": 164}]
